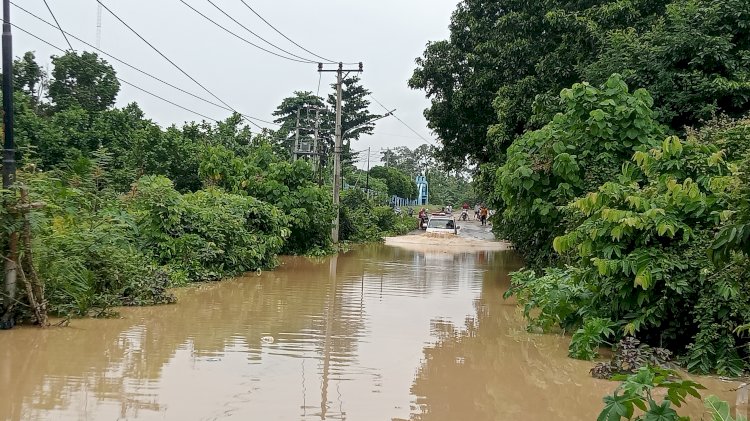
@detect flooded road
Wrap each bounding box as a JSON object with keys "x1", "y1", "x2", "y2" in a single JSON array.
[{"x1": 0, "y1": 244, "x2": 738, "y2": 420}]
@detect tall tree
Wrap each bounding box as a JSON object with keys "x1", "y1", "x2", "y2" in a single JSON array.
[
  {"x1": 409, "y1": 0, "x2": 671, "y2": 170},
  {"x1": 272, "y1": 91, "x2": 331, "y2": 153},
  {"x1": 327, "y1": 76, "x2": 380, "y2": 145},
  {"x1": 49, "y1": 51, "x2": 120, "y2": 113},
  {"x1": 582, "y1": 0, "x2": 750, "y2": 131},
  {"x1": 381, "y1": 145, "x2": 437, "y2": 178},
  {"x1": 13, "y1": 52, "x2": 45, "y2": 104}
]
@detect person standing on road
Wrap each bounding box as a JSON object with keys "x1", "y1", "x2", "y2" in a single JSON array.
[
  {"x1": 480, "y1": 206, "x2": 489, "y2": 226},
  {"x1": 474, "y1": 204, "x2": 480, "y2": 220}
]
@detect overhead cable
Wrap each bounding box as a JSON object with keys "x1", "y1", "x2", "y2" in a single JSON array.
[
  {"x1": 369, "y1": 94, "x2": 437, "y2": 146},
  {"x1": 203, "y1": 0, "x2": 322, "y2": 63},
  {"x1": 11, "y1": 23, "x2": 220, "y2": 122},
  {"x1": 12, "y1": 2, "x2": 278, "y2": 126},
  {"x1": 238, "y1": 0, "x2": 339, "y2": 64},
  {"x1": 41, "y1": 0, "x2": 74, "y2": 51},
  {"x1": 95, "y1": 0, "x2": 264, "y2": 129},
  {"x1": 177, "y1": 0, "x2": 314, "y2": 64}
]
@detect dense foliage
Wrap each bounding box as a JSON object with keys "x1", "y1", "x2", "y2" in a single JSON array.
[
  {"x1": 0, "y1": 50, "x2": 404, "y2": 323},
  {"x1": 410, "y1": 0, "x2": 750, "y2": 199},
  {"x1": 369, "y1": 165, "x2": 419, "y2": 199},
  {"x1": 505, "y1": 110, "x2": 750, "y2": 375},
  {"x1": 19, "y1": 153, "x2": 288, "y2": 317},
  {"x1": 496, "y1": 75, "x2": 665, "y2": 268},
  {"x1": 199, "y1": 141, "x2": 334, "y2": 255},
  {"x1": 338, "y1": 189, "x2": 414, "y2": 243}
]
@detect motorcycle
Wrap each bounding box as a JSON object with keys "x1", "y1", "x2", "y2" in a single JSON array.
[
  {"x1": 460, "y1": 209, "x2": 469, "y2": 221},
  {"x1": 418, "y1": 214, "x2": 429, "y2": 230}
]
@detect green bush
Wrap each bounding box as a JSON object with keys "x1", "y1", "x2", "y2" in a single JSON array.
[
  {"x1": 339, "y1": 189, "x2": 413, "y2": 242},
  {"x1": 129, "y1": 175, "x2": 288, "y2": 282},
  {"x1": 26, "y1": 164, "x2": 175, "y2": 316},
  {"x1": 505, "y1": 119, "x2": 750, "y2": 374},
  {"x1": 597, "y1": 366, "x2": 745, "y2": 421},
  {"x1": 495, "y1": 74, "x2": 665, "y2": 268},
  {"x1": 199, "y1": 142, "x2": 333, "y2": 255}
]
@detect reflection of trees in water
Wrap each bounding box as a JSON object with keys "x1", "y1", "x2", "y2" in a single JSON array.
[
  {"x1": 0, "y1": 246, "x2": 529, "y2": 420},
  {"x1": 2, "y1": 249, "x2": 375, "y2": 420},
  {"x1": 409, "y1": 254, "x2": 613, "y2": 421}
]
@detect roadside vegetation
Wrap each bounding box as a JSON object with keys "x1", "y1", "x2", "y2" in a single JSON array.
[
  {"x1": 411, "y1": 0, "x2": 750, "y2": 382},
  {"x1": 0, "y1": 51, "x2": 422, "y2": 324}
]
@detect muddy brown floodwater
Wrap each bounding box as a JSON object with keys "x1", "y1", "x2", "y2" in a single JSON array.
[{"x1": 0, "y1": 243, "x2": 740, "y2": 420}]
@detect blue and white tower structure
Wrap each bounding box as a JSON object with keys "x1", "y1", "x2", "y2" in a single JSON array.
[{"x1": 416, "y1": 175, "x2": 429, "y2": 205}]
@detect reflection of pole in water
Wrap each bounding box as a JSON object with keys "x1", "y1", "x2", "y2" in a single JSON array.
[
  {"x1": 301, "y1": 359, "x2": 307, "y2": 418},
  {"x1": 321, "y1": 254, "x2": 338, "y2": 419}
]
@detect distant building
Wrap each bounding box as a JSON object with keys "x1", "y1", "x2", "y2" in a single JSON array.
[{"x1": 416, "y1": 175, "x2": 428, "y2": 205}]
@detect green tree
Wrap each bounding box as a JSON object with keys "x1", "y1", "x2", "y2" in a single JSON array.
[
  {"x1": 49, "y1": 51, "x2": 120, "y2": 112},
  {"x1": 409, "y1": 0, "x2": 750, "y2": 177},
  {"x1": 272, "y1": 91, "x2": 329, "y2": 154},
  {"x1": 380, "y1": 145, "x2": 437, "y2": 178},
  {"x1": 13, "y1": 52, "x2": 45, "y2": 105},
  {"x1": 369, "y1": 166, "x2": 418, "y2": 199},
  {"x1": 327, "y1": 76, "x2": 381, "y2": 145},
  {"x1": 496, "y1": 75, "x2": 665, "y2": 267},
  {"x1": 583, "y1": 0, "x2": 750, "y2": 131}
]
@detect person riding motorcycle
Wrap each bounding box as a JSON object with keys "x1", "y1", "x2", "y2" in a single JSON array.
[{"x1": 417, "y1": 208, "x2": 428, "y2": 229}]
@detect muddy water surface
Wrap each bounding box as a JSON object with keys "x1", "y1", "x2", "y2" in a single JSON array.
[{"x1": 0, "y1": 244, "x2": 738, "y2": 420}]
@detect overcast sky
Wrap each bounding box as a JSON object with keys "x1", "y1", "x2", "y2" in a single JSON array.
[{"x1": 12, "y1": 0, "x2": 459, "y2": 167}]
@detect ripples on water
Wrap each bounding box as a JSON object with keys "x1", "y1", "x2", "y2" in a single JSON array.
[{"x1": 0, "y1": 244, "x2": 737, "y2": 420}]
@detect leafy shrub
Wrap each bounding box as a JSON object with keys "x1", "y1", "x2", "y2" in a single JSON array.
[
  {"x1": 597, "y1": 366, "x2": 745, "y2": 421},
  {"x1": 129, "y1": 175, "x2": 287, "y2": 282},
  {"x1": 26, "y1": 164, "x2": 176, "y2": 316},
  {"x1": 339, "y1": 189, "x2": 412, "y2": 242},
  {"x1": 505, "y1": 116, "x2": 750, "y2": 373},
  {"x1": 495, "y1": 74, "x2": 666, "y2": 268},
  {"x1": 569, "y1": 317, "x2": 615, "y2": 360},
  {"x1": 504, "y1": 267, "x2": 590, "y2": 333},
  {"x1": 199, "y1": 142, "x2": 333, "y2": 255},
  {"x1": 598, "y1": 367, "x2": 706, "y2": 421}
]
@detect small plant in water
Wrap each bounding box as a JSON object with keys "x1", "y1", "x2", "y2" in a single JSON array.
[
  {"x1": 598, "y1": 366, "x2": 745, "y2": 421},
  {"x1": 592, "y1": 337, "x2": 673, "y2": 380}
]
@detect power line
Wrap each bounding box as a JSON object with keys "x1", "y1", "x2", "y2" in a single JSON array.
[
  {"x1": 11, "y1": 1, "x2": 280, "y2": 127},
  {"x1": 377, "y1": 132, "x2": 428, "y2": 140},
  {"x1": 369, "y1": 94, "x2": 437, "y2": 146},
  {"x1": 177, "y1": 0, "x2": 314, "y2": 64},
  {"x1": 203, "y1": 0, "x2": 322, "y2": 63},
  {"x1": 238, "y1": 0, "x2": 339, "y2": 64},
  {"x1": 41, "y1": 0, "x2": 73, "y2": 51},
  {"x1": 95, "y1": 0, "x2": 264, "y2": 129},
  {"x1": 11, "y1": 22, "x2": 220, "y2": 122}
]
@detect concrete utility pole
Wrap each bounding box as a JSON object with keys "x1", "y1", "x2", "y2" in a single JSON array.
[
  {"x1": 293, "y1": 108, "x2": 300, "y2": 161},
  {"x1": 313, "y1": 107, "x2": 319, "y2": 171},
  {"x1": 318, "y1": 62, "x2": 363, "y2": 243},
  {"x1": 365, "y1": 147, "x2": 370, "y2": 191},
  {"x1": 1, "y1": 0, "x2": 16, "y2": 329}
]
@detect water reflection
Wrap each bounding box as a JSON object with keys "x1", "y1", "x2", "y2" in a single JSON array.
[{"x1": 0, "y1": 245, "x2": 736, "y2": 420}]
